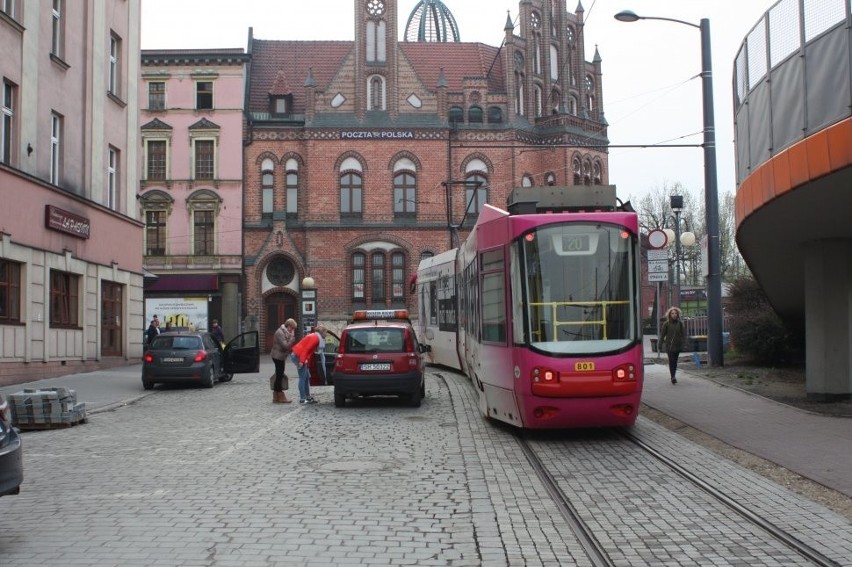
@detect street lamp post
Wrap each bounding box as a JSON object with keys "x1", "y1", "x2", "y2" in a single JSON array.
[
  {"x1": 671, "y1": 195, "x2": 684, "y2": 308},
  {"x1": 615, "y1": 10, "x2": 724, "y2": 366}
]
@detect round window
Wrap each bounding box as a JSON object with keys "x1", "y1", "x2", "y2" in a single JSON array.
[{"x1": 267, "y1": 259, "x2": 295, "y2": 286}]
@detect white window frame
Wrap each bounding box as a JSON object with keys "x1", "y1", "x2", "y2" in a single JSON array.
[
  {"x1": 285, "y1": 158, "x2": 299, "y2": 215},
  {"x1": 1, "y1": 80, "x2": 14, "y2": 165},
  {"x1": 50, "y1": 112, "x2": 62, "y2": 185},
  {"x1": 261, "y1": 157, "x2": 274, "y2": 217},
  {"x1": 107, "y1": 146, "x2": 118, "y2": 210},
  {"x1": 109, "y1": 33, "x2": 121, "y2": 96},
  {"x1": 191, "y1": 137, "x2": 217, "y2": 180},
  {"x1": 51, "y1": 0, "x2": 63, "y2": 57}
]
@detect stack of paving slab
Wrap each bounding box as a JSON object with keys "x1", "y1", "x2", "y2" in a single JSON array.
[{"x1": 8, "y1": 387, "x2": 87, "y2": 429}]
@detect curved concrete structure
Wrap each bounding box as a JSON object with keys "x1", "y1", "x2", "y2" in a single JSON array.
[{"x1": 733, "y1": 0, "x2": 851, "y2": 399}]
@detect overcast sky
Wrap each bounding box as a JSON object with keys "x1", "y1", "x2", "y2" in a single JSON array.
[{"x1": 141, "y1": 0, "x2": 774, "y2": 205}]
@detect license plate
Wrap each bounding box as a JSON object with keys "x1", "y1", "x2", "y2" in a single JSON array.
[
  {"x1": 360, "y1": 363, "x2": 391, "y2": 371},
  {"x1": 574, "y1": 361, "x2": 595, "y2": 371},
  {"x1": 162, "y1": 357, "x2": 184, "y2": 363}
]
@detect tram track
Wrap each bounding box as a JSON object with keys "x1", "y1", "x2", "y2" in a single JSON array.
[
  {"x1": 515, "y1": 427, "x2": 841, "y2": 567},
  {"x1": 618, "y1": 429, "x2": 840, "y2": 567}
]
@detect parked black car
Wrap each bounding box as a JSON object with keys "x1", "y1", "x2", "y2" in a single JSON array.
[
  {"x1": 0, "y1": 393, "x2": 22, "y2": 497},
  {"x1": 142, "y1": 331, "x2": 260, "y2": 389}
]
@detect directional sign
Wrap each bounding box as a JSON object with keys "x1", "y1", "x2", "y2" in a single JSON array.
[
  {"x1": 648, "y1": 272, "x2": 669, "y2": 282},
  {"x1": 647, "y1": 249, "x2": 668, "y2": 261}
]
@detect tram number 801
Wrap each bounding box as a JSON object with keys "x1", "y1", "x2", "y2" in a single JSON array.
[{"x1": 574, "y1": 361, "x2": 596, "y2": 371}]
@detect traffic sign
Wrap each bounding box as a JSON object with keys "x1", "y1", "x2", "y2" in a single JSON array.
[
  {"x1": 648, "y1": 261, "x2": 668, "y2": 273},
  {"x1": 647, "y1": 229, "x2": 668, "y2": 249},
  {"x1": 647, "y1": 249, "x2": 668, "y2": 261},
  {"x1": 648, "y1": 272, "x2": 669, "y2": 282}
]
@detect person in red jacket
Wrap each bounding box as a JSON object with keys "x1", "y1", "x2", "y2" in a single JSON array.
[{"x1": 290, "y1": 325, "x2": 329, "y2": 404}]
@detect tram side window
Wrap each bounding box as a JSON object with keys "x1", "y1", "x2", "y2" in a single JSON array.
[
  {"x1": 480, "y1": 250, "x2": 506, "y2": 343},
  {"x1": 429, "y1": 281, "x2": 438, "y2": 325}
]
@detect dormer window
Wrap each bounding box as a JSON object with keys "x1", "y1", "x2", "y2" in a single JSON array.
[{"x1": 271, "y1": 95, "x2": 292, "y2": 116}]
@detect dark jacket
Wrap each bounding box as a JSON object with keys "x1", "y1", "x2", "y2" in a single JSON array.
[
  {"x1": 211, "y1": 325, "x2": 225, "y2": 344},
  {"x1": 660, "y1": 318, "x2": 686, "y2": 353},
  {"x1": 146, "y1": 324, "x2": 159, "y2": 344}
]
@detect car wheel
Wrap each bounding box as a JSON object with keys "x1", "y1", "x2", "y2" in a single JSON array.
[
  {"x1": 334, "y1": 390, "x2": 346, "y2": 408},
  {"x1": 142, "y1": 379, "x2": 154, "y2": 390},
  {"x1": 408, "y1": 390, "x2": 422, "y2": 408},
  {"x1": 220, "y1": 373, "x2": 234, "y2": 382},
  {"x1": 203, "y1": 365, "x2": 216, "y2": 388},
  {"x1": 420, "y1": 381, "x2": 426, "y2": 398}
]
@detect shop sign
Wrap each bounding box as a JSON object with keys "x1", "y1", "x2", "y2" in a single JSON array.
[{"x1": 45, "y1": 205, "x2": 91, "y2": 239}]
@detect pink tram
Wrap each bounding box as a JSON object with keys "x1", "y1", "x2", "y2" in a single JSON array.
[{"x1": 415, "y1": 186, "x2": 643, "y2": 429}]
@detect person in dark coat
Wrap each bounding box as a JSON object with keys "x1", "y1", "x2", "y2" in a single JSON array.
[
  {"x1": 659, "y1": 307, "x2": 686, "y2": 384},
  {"x1": 210, "y1": 319, "x2": 225, "y2": 345},
  {"x1": 146, "y1": 318, "x2": 160, "y2": 344}
]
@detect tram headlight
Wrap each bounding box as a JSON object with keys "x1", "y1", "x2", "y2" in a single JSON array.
[
  {"x1": 612, "y1": 363, "x2": 636, "y2": 382},
  {"x1": 532, "y1": 367, "x2": 557, "y2": 383}
]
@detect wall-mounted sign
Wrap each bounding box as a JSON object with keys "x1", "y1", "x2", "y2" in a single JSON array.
[
  {"x1": 340, "y1": 130, "x2": 415, "y2": 140},
  {"x1": 45, "y1": 205, "x2": 91, "y2": 239}
]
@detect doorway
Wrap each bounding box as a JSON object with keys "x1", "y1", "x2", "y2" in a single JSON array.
[
  {"x1": 265, "y1": 292, "x2": 298, "y2": 352},
  {"x1": 101, "y1": 281, "x2": 123, "y2": 356}
]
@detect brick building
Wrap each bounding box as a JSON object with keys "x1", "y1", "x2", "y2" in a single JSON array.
[{"x1": 243, "y1": 0, "x2": 609, "y2": 349}]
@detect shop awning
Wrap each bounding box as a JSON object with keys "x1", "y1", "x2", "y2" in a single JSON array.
[{"x1": 145, "y1": 274, "x2": 219, "y2": 293}]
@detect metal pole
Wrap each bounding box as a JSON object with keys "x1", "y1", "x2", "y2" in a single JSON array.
[
  {"x1": 655, "y1": 282, "x2": 661, "y2": 360},
  {"x1": 700, "y1": 18, "x2": 724, "y2": 366},
  {"x1": 674, "y1": 209, "x2": 682, "y2": 308}
]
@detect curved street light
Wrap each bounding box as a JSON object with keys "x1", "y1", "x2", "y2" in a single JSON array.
[{"x1": 615, "y1": 9, "x2": 724, "y2": 366}]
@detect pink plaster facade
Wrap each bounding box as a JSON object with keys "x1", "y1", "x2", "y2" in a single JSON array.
[
  {"x1": 139, "y1": 49, "x2": 249, "y2": 341},
  {"x1": 0, "y1": 0, "x2": 144, "y2": 385}
]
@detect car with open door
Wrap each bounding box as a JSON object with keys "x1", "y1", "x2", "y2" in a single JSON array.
[
  {"x1": 308, "y1": 330, "x2": 340, "y2": 386},
  {"x1": 142, "y1": 330, "x2": 260, "y2": 390}
]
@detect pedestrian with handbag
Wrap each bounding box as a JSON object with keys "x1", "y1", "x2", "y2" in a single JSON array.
[
  {"x1": 659, "y1": 307, "x2": 686, "y2": 384},
  {"x1": 270, "y1": 318, "x2": 297, "y2": 404}
]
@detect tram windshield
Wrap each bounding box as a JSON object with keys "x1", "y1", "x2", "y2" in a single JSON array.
[{"x1": 513, "y1": 222, "x2": 638, "y2": 354}]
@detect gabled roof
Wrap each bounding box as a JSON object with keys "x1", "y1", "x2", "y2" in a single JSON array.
[
  {"x1": 141, "y1": 118, "x2": 172, "y2": 130},
  {"x1": 247, "y1": 39, "x2": 506, "y2": 115},
  {"x1": 399, "y1": 42, "x2": 505, "y2": 93},
  {"x1": 189, "y1": 118, "x2": 221, "y2": 130},
  {"x1": 249, "y1": 40, "x2": 353, "y2": 114}
]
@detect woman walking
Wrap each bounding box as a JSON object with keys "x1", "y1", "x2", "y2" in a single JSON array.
[
  {"x1": 270, "y1": 318, "x2": 297, "y2": 403},
  {"x1": 290, "y1": 325, "x2": 329, "y2": 404},
  {"x1": 659, "y1": 307, "x2": 686, "y2": 384}
]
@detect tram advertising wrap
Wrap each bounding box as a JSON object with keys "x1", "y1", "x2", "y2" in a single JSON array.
[{"x1": 416, "y1": 186, "x2": 643, "y2": 429}]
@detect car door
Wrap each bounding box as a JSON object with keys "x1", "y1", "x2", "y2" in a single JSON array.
[
  {"x1": 309, "y1": 331, "x2": 340, "y2": 386},
  {"x1": 223, "y1": 331, "x2": 260, "y2": 374}
]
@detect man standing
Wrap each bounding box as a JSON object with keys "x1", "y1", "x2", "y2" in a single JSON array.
[
  {"x1": 146, "y1": 317, "x2": 160, "y2": 344},
  {"x1": 210, "y1": 319, "x2": 225, "y2": 346}
]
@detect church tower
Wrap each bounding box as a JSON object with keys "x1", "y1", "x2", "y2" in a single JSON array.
[{"x1": 353, "y1": 0, "x2": 399, "y2": 118}]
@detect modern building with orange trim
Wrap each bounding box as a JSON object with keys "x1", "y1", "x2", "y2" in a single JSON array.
[{"x1": 733, "y1": 0, "x2": 851, "y2": 399}]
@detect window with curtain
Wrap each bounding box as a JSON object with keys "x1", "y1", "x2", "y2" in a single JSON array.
[
  {"x1": 391, "y1": 252, "x2": 405, "y2": 302},
  {"x1": 262, "y1": 161, "x2": 274, "y2": 218},
  {"x1": 352, "y1": 253, "x2": 365, "y2": 301},
  {"x1": 49, "y1": 270, "x2": 79, "y2": 327}
]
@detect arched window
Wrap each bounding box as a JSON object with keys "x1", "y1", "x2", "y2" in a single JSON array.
[
  {"x1": 464, "y1": 173, "x2": 488, "y2": 218},
  {"x1": 534, "y1": 85, "x2": 543, "y2": 118},
  {"x1": 366, "y1": 19, "x2": 386, "y2": 63},
  {"x1": 568, "y1": 95, "x2": 578, "y2": 116},
  {"x1": 340, "y1": 172, "x2": 363, "y2": 215},
  {"x1": 550, "y1": 44, "x2": 559, "y2": 80},
  {"x1": 468, "y1": 106, "x2": 483, "y2": 123},
  {"x1": 551, "y1": 89, "x2": 561, "y2": 115},
  {"x1": 521, "y1": 175, "x2": 533, "y2": 187},
  {"x1": 545, "y1": 172, "x2": 556, "y2": 186},
  {"x1": 487, "y1": 106, "x2": 503, "y2": 123},
  {"x1": 572, "y1": 155, "x2": 582, "y2": 185},
  {"x1": 394, "y1": 172, "x2": 416, "y2": 215},
  {"x1": 391, "y1": 252, "x2": 405, "y2": 303},
  {"x1": 585, "y1": 75, "x2": 595, "y2": 113},
  {"x1": 285, "y1": 158, "x2": 299, "y2": 216},
  {"x1": 261, "y1": 157, "x2": 274, "y2": 219},
  {"x1": 593, "y1": 161, "x2": 602, "y2": 185},
  {"x1": 515, "y1": 72, "x2": 524, "y2": 115},
  {"x1": 368, "y1": 75, "x2": 386, "y2": 110},
  {"x1": 449, "y1": 106, "x2": 464, "y2": 124},
  {"x1": 583, "y1": 158, "x2": 592, "y2": 185}
]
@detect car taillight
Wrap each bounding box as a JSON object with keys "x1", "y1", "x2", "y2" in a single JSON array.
[
  {"x1": 404, "y1": 331, "x2": 414, "y2": 353},
  {"x1": 193, "y1": 350, "x2": 208, "y2": 363},
  {"x1": 143, "y1": 352, "x2": 154, "y2": 363}
]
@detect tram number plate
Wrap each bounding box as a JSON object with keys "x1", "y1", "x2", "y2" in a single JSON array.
[
  {"x1": 360, "y1": 363, "x2": 391, "y2": 371},
  {"x1": 574, "y1": 361, "x2": 595, "y2": 371}
]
